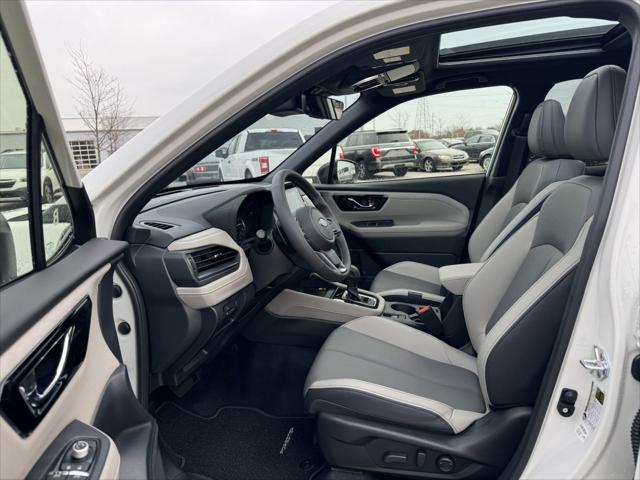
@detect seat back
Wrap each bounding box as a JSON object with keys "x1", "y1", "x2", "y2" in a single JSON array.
[
  {"x1": 468, "y1": 99, "x2": 585, "y2": 263},
  {"x1": 463, "y1": 65, "x2": 626, "y2": 407}
]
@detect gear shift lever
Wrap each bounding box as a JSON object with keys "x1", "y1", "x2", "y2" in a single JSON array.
[{"x1": 344, "y1": 265, "x2": 362, "y2": 302}]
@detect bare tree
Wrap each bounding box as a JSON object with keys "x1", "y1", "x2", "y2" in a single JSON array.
[
  {"x1": 68, "y1": 47, "x2": 133, "y2": 162},
  {"x1": 387, "y1": 108, "x2": 410, "y2": 130}
]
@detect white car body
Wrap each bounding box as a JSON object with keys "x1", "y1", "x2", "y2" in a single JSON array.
[
  {"x1": 2, "y1": 1, "x2": 638, "y2": 479},
  {"x1": 219, "y1": 128, "x2": 305, "y2": 180},
  {"x1": 0, "y1": 149, "x2": 60, "y2": 203}
]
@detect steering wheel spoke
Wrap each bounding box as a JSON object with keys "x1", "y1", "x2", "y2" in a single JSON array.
[
  {"x1": 326, "y1": 217, "x2": 342, "y2": 237},
  {"x1": 317, "y1": 249, "x2": 347, "y2": 274},
  {"x1": 271, "y1": 169, "x2": 351, "y2": 281}
]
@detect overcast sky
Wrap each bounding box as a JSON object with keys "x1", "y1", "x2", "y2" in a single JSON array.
[
  {"x1": 26, "y1": 0, "x2": 340, "y2": 118},
  {"x1": 25, "y1": 2, "x2": 595, "y2": 133}
]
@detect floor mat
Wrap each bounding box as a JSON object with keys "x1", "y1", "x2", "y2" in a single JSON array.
[{"x1": 156, "y1": 403, "x2": 324, "y2": 480}]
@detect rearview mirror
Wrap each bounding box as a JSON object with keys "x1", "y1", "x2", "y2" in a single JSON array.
[
  {"x1": 215, "y1": 147, "x2": 228, "y2": 159},
  {"x1": 273, "y1": 94, "x2": 344, "y2": 120}
]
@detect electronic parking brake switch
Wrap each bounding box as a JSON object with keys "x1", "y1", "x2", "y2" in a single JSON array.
[{"x1": 47, "y1": 439, "x2": 98, "y2": 479}]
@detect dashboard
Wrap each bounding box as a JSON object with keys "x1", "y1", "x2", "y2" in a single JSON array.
[{"x1": 131, "y1": 183, "x2": 292, "y2": 394}]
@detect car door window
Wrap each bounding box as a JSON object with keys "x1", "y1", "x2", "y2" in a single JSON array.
[
  {"x1": 41, "y1": 140, "x2": 74, "y2": 263},
  {"x1": 324, "y1": 86, "x2": 514, "y2": 184},
  {"x1": 0, "y1": 34, "x2": 75, "y2": 287},
  {"x1": 1, "y1": 34, "x2": 33, "y2": 285}
]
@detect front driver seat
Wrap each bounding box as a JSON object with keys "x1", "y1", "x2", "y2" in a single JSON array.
[
  {"x1": 304, "y1": 65, "x2": 625, "y2": 478},
  {"x1": 370, "y1": 98, "x2": 585, "y2": 297}
]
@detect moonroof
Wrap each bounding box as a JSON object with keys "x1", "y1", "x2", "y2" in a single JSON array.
[{"x1": 440, "y1": 17, "x2": 618, "y2": 54}]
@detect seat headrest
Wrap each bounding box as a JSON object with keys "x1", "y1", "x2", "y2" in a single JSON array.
[
  {"x1": 527, "y1": 99, "x2": 569, "y2": 158},
  {"x1": 565, "y1": 65, "x2": 626, "y2": 163}
]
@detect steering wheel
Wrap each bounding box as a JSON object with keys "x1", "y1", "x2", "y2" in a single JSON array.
[{"x1": 271, "y1": 169, "x2": 351, "y2": 282}]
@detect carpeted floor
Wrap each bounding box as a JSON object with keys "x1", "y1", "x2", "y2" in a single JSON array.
[
  {"x1": 176, "y1": 341, "x2": 318, "y2": 418},
  {"x1": 156, "y1": 403, "x2": 324, "y2": 480}
]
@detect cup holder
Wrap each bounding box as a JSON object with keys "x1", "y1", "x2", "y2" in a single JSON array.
[{"x1": 391, "y1": 303, "x2": 417, "y2": 315}]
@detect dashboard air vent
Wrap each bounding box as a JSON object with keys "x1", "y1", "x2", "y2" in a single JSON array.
[
  {"x1": 187, "y1": 245, "x2": 240, "y2": 279},
  {"x1": 143, "y1": 221, "x2": 175, "y2": 230}
]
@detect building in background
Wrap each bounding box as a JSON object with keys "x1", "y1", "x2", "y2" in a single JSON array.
[{"x1": 62, "y1": 116, "x2": 157, "y2": 176}]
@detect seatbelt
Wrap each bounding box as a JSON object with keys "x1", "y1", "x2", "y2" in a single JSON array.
[{"x1": 504, "y1": 113, "x2": 532, "y2": 191}]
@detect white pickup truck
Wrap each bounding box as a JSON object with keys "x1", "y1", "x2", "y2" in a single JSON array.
[{"x1": 216, "y1": 128, "x2": 305, "y2": 180}]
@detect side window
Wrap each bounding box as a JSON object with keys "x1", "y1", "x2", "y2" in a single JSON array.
[
  {"x1": 41, "y1": 141, "x2": 74, "y2": 263},
  {"x1": 226, "y1": 136, "x2": 237, "y2": 155},
  {"x1": 0, "y1": 34, "x2": 75, "y2": 288},
  {"x1": 327, "y1": 86, "x2": 514, "y2": 184},
  {"x1": 1, "y1": 34, "x2": 33, "y2": 285}
]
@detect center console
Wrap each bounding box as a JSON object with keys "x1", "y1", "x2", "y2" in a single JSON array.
[{"x1": 264, "y1": 262, "x2": 481, "y2": 348}]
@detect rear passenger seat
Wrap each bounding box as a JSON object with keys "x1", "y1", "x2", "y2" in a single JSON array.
[{"x1": 370, "y1": 98, "x2": 586, "y2": 299}]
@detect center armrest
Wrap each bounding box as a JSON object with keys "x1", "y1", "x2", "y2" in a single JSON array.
[{"x1": 439, "y1": 263, "x2": 484, "y2": 295}]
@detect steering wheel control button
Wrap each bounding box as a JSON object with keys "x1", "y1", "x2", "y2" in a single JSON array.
[{"x1": 71, "y1": 440, "x2": 90, "y2": 460}]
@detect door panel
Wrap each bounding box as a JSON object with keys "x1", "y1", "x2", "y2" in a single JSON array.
[
  {"x1": 0, "y1": 242, "x2": 127, "y2": 479},
  {"x1": 318, "y1": 174, "x2": 485, "y2": 285},
  {"x1": 1, "y1": 5, "x2": 138, "y2": 479}
]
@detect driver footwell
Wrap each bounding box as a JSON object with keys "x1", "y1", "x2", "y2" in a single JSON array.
[
  {"x1": 153, "y1": 340, "x2": 325, "y2": 480},
  {"x1": 157, "y1": 403, "x2": 324, "y2": 480}
]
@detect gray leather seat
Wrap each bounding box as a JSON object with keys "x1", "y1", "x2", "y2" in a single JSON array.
[
  {"x1": 305, "y1": 65, "x2": 625, "y2": 474},
  {"x1": 370, "y1": 98, "x2": 585, "y2": 296}
]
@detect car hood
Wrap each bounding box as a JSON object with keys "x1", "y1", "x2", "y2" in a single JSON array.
[{"x1": 0, "y1": 168, "x2": 26, "y2": 180}]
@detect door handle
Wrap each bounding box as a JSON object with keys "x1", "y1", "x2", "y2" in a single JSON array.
[
  {"x1": 18, "y1": 326, "x2": 75, "y2": 414},
  {"x1": 347, "y1": 197, "x2": 376, "y2": 209}
]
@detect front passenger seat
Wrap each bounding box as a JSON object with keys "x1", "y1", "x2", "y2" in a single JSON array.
[
  {"x1": 304, "y1": 65, "x2": 625, "y2": 478},
  {"x1": 370, "y1": 99, "x2": 585, "y2": 297}
]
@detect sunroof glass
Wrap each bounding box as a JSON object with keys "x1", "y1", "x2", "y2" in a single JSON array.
[{"x1": 440, "y1": 17, "x2": 618, "y2": 51}]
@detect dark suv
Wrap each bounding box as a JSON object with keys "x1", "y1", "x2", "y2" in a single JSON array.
[
  {"x1": 342, "y1": 129, "x2": 417, "y2": 179},
  {"x1": 455, "y1": 133, "x2": 497, "y2": 161}
]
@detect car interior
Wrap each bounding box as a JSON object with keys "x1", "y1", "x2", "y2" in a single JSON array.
[{"x1": 1, "y1": 2, "x2": 638, "y2": 480}]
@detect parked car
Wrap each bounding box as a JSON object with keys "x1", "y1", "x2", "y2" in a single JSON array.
[
  {"x1": 185, "y1": 152, "x2": 221, "y2": 185},
  {"x1": 463, "y1": 128, "x2": 500, "y2": 140},
  {"x1": 480, "y1": 147, "x2": 494, "y2": 170},
  {"x1": 216, "y1": 128, "x2": 305, "y2": 180},
  {"x1": 439, "y1": 137, "x2": 464, "y2": 148},
  {"x1": 455, "y1": 133, "x2": 497, "y2": 160},
  {"x1": 414, "y1": 138, "x2": 469, "y2": 172},
  {"x1": 0, "y1": 149, "x2": 60, "y2": 204},
  {"x1": 342, "y1": 129, "x2": 417, "y2": 179}
]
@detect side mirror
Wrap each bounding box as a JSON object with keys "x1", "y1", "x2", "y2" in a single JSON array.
[
  {"x1": 317, "y1": 160, "x2": 356, "y2": 184},
  {"x1": 215, "y1": 147, "x2": 228, "y2": 159},
  {"x1": 335, "y1": 160, "x2": 356, "y2": 184}
]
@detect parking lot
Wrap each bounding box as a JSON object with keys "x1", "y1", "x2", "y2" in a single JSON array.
[{"x1": 357, "y1": 162, "x2": 485, "y2": 182}]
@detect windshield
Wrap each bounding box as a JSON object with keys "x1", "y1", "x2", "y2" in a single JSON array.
[
  {"x1": 166, "y1": 95, "x2": 358, "y2": 189},
  {"x1": 417, "y1": 140, "x2": 446, "y2": 150},
  {"x1": 0, "y1": 153, "x2": 27, "y2": 169}
]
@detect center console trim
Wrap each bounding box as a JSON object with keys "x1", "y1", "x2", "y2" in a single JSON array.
[{"x1": 266, "y1": 288, "x2": 385, "y2": 323}]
